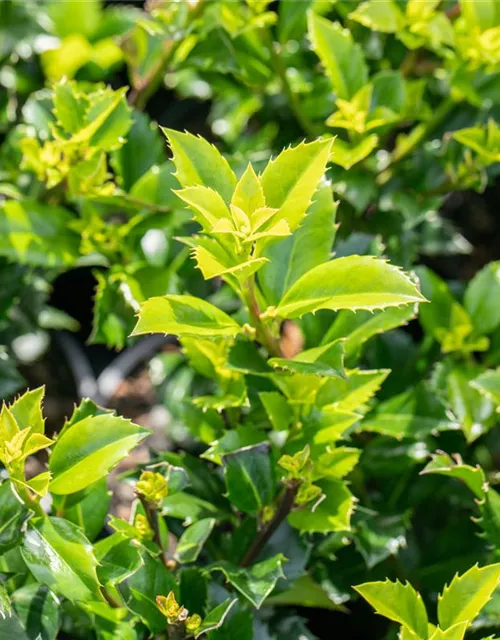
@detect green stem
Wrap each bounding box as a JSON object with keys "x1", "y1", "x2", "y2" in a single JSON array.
[
  {"x1": 139, "y1": 495, "x2": 170, "y2": 568},
  {"x1": 377, "y1": 97, "x2": 456, "y2": 184},
  {"x1": 243, "y1": 277, "x2": 282, "y2": 357}
]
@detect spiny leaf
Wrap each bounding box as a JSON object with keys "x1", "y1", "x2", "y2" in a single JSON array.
[
  {"x1": 267, "y1": 256, "x2": 426, "y2": 320},
  {"x1": 163, "y1": 128, "x2": 237, "y2": 203},
  {"x1": 308, "y1": 12, "x2": 368, "y2": 100},
  {"x1": 438, "y1": 563, "x2": 500, "y2": 630},
  {"x1": 132, "y1": 295, "x2": 242, "y2": 339},
  {"x1": 420, "y1": 452, "x2": 486, "y2": 499},
  {"x1": 49, "y1": 413, "x2": 150, "y2": 494},
  {"x1": 353, "y1": 579, "x2": 428, "y2": 639},
  {"x1": 260, "y1": 138, "x2": 333, "y2": 233}
]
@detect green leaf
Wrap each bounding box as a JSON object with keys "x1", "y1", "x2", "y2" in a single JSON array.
[
  {"x1": 60, "y1": 478, "x2": 111, "y2": 541},
  {"x1": 195, "y1": 598, "x2": 237, "y2": 638},
  {"x1": 22, "y1": 517, "x2": 102, "y2": 603},
  {"x1": 308, "y1": 12, "x2": 368, "y2": 100},
  {"x1": 259, "y1": 392, "x2": 292, "y2": 431},
  {"x1": 111, "y1": 111, "x2": 166, "y2": 191},
  {"x1": 132, "y1": 295, "x2": 242, "y2": 339},
  {"x1": 175, "y1": 518, "x2": 215, "y2": 564},
  {"x1": 349, "y1": 0, "x2": 406, "y2": 33},
  {"x1": 49, "y1": 413, "x2": 150, "y2": 494},
  {"x1": 9, "y1": 387, "x2": 45, "y2": 435},
  {"x1": 361, "y1": 383, "x2": 458, "y2": 440},
  {"x1": 259, "y1": 139, "x2": 332, "y2": 238},
  {"x1": 429, "y1": 622, "x2": 468, "y2": 640},
  {"x1": 269, "y1": 339, "x2": 345, "y2": 378},
  {"x1": 94, "y1": 533, "x2": 143, "y2": 586},
  {"x1": 0, "y1": 200, "x2": 80, "y2": 267},
  {"x1": 209, "y1": 554, "x2": 286, "y2": 608},
  {"x1": 52, "y1": 80, "x2": 87, "y2": 134},
  {"x1": 260, "y1": 183, "x2": 337, "y2": 306},
  {"x1": 163, "y1": 128, "x2": 237, "y2": 204},
  {"x1": 322, "y1": 305, "x2": 416, "y2": 361},
  {"x1": 421, "y1": 452, "x2": 486, "y2": 499},
  {"x1": 267, "y1": 256, "x2": 425, "y2": 320},
  {"x1": 314, "y1": 447, "x2": 361, "y2": 481},
  {"x1": 0, "y1": 481, "x2": 29, "y2": 553},
  {"x1": 0, "y1": 583, "x2": 10, "y2": 620},
  {"x1": 201, "y1": 427, "x2": 268, "y2": 466},
  {"x1": 471, "y1": 369, "x2": 500, "y2": 410},
  {"x1": 330, "y1": 135, "x2": 379, "y2": 170},
  {"x1": 354, "y1": 512, "x2": 408, "y2": 570},
  {"x1": 11, "y1": 584, "x2": 60, "y2": 640},
  {"x1": 288, "y1": 480, "x2": 355, "y2": 533},
  {"x1": 465, "y1": 261, "x2": 500, "y2": 335},
  {"x1": 438, "y1": 563, "x2": 500, "y2": 630},
  {"x1": 161, "y1": 492, "x2": 226, "y2": 525},
  {"x1": 459, "y1": 0, "x2": 500, "y2": 31},
  {"x1": 118, "y1": 550, "x2": 177, "y2": 634},
  {"x1": 222, "y1": 443, "x2": 276, "y2": 514},
  {"x1": 353, "y1": 580, "x2": 428, "y2": 639},
  {"x1": 231, "y1": 164, "x2": 265, "y2": 216},
  {"x1": 72, "y1": 87, "x2": 132, "y2": 152},
  {"x1": 317, "y1": 368, "x2": 390, "y2": 412},
  {"x1": 265, "y1": 574, "x2": 341, "y2": 611}
]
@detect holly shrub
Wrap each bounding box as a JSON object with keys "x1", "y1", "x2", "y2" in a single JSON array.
[{"x1": 1, "y1": 1, "x2": 500, "y2": 639}]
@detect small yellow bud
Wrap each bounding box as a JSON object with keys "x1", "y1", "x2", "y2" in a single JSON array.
[
  {"x1": 134, "y1": 514, "x2": 154, "y2": 541},
  {"x1": 136, "y1": 471, "x2": 168, "y2": 504},
  {"x1": 186, "y1": 614, "x2": 202, "y2": 632},
  {"x1": 261, "y1": 504, "x2": 276, "y2": 524},
  {"x1": 156, "y1": 591, "x2": 187, "y2": 623}
]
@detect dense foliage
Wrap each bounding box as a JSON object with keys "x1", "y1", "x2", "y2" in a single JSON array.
[{"x1": 1, "y1": 0, "x2": 500, "y2": 638}]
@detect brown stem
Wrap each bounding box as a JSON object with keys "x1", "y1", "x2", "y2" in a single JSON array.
[
  {"x1": 139, "y1": 496, "x2": 169, "y2": 568},
  {"x1": 240, "y1": 483, "x2": 298, "y2": 568},
  {"x1": 446, "y1": 3, "x2": 461, "y2": 19},
  {"x1": 167, "y1": 624, "x2": 186, "y2": 640},
  {"x1": 244, "y1": 278, "x2": 282, "y2": 357}
]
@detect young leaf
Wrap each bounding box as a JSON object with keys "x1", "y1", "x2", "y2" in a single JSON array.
[
  {"x1": 49, "y1": 413, "x2": 150, "y2": 494},
  {"x1": 267, "y1": 256, "x2": 425, "y2": 320},
  {"x1": 438, "y1": 563, "x2": 500, "y2": 630},
  {"x1": 209, "y1": 554, "x2": 286, "y2": 608},
  {"x1": 22, "y1": 517, "x2": 102, "y2": 603},
  {"x1": 0, "y1": 481, "x2": 29, "y2": 553},
  {"x1": 471, "y1": 369, "x2": 500, "y2": 411},
  {"x1": 353, "y1": 580, "x2": 428, "y2": 639},
  {"x1": 9, "y1": 387, "x2": 45, "y2": 435},
  {"x1": 260, "y1": 184, "x2": 337, "y2": 306},
  {"x1": 0, "y1": 200, "x2": 80, "y2": 267},
  {"x1": 231, "y1": 164, "x2": 265, "y2": 216},
  {"x1": 349, "y1": 0, "x2": 406, "y2": 33},
  {"x1": 322, "y1": 305, "x2": 416, "y2": 360},
  {"x1": 429, "y1": 622, "x2": 468, "y2": 640},
  {"x1": 464, "y1": 261, "x2": 500, "y2": 335},
  {"x1": 288, "y1": 480, "x2": 355, "y2": 533},
  {"x1": 421, "y1": 452, "x2": 486, "y2": 500},
  {"x1": 361, "y1": 383, "x2": 459, "y2": 440},
  {"x1": 94, "y1": 533, "x2": 143, "y2": 586},
  {"x1": 222, "y1": 443, "x2": 276, "y2": 514},
  {"x1": 175, "y1": 518, "x2": 216, "y2": 564},
  {"x1": 269, "y1": 339, "x2": 345, "y2": 378},
  {"x1": 259, "y1": 139, "x2": 333, "y2": 233},
  {"x1": 132, "y1": 295, "x2": 242, "y2": 338},
  {"x1": 195, "y1": 598, "x2": 237, "y2": 638},
  {"x1": 308, "y1": 12, "x2": 368, "y2": 100},
  {"x1": 163, "y1": 128, "x2": 237, "y2": 203},
  {"x1": 11, "y1": 584, "x2": 60, "y2": 640}
]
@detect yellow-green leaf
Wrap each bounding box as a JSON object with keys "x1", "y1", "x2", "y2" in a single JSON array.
[{"x1": 132, "y1": 295, "x2": 243, "y2": 338}]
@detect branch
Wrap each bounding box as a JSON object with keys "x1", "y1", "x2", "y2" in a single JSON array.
[
  {"x1": 139, "y1": 495, "x2": 170, "y2": 568},
  {"x1": 239, "y1": 483, "x2": 298, "y2": 568}
]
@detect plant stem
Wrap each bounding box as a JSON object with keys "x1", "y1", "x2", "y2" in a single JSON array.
[
  {"x1": 240, "y1": 483, "x2": 298, "y2": 567},
  {"x1": 139, "y1": 495, "x2": 170, "y2": 568},
  {"x1": 167, "y1": 624, "x2": 186, "y2": 640},
  {"x1": 243, "y1": 277, "x2": 282, "y2": 357}
]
